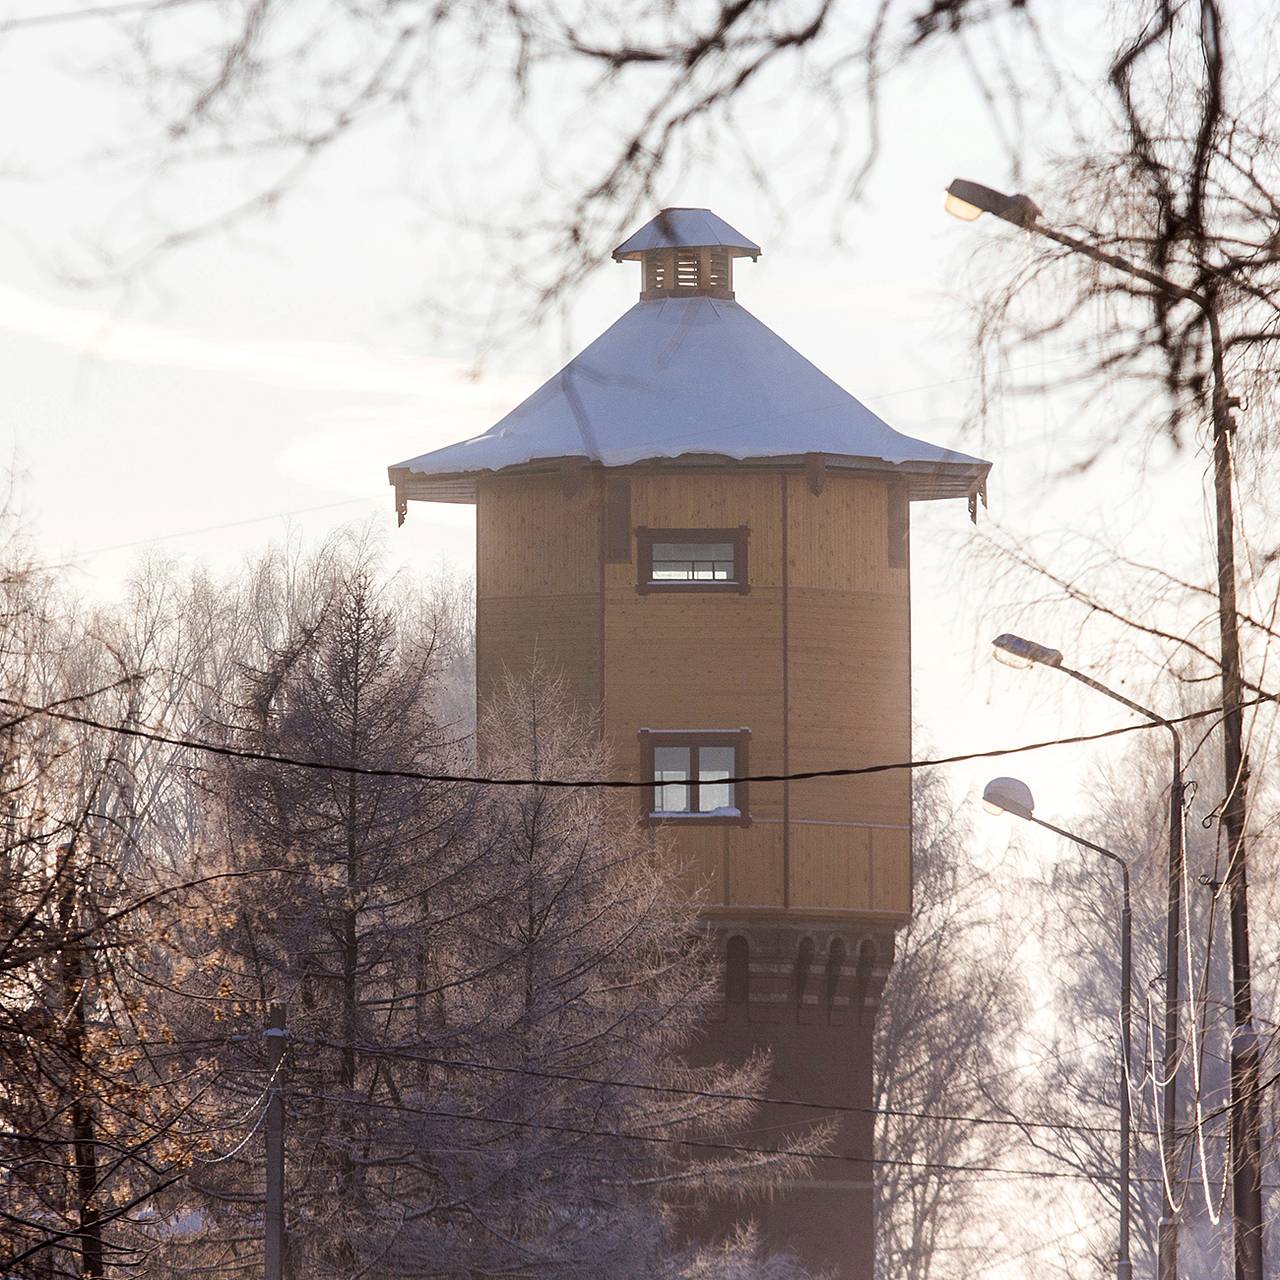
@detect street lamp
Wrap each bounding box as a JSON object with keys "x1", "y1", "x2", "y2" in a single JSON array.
[
  {"x1": 952, "y1": 174, "x2": 1263, "y2": 1280},
  {"x1": 992, "y1": 632, "x2": 1063, "y2": 669},
  {"x1": 944, "y1": 179, "x2": 1042, "y2": 228},
  {"x1": 992, "y1": 631, "x2": 1185, "y2": 1270},
  {"x1": 983, "y1": 777, "x2": 1133, "y2": 1280}
]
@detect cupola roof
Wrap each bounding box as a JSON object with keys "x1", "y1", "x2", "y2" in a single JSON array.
[
  {"x1": 611, "y1": 208, "x2": 761, "y2": 260},
  {"x1": 390, "y1": 211, "x2": 991, "y2": 510}
]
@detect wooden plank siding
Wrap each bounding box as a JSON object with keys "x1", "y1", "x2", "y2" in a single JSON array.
[
  {"x1": 475, "y1": 474, "x2": 604, "y2": 719},
  {"x1": 783, "y1": 473, "x2": 911, "y2": 917},
  {"x1": 476, "y1": 465, "x2": 913, "y2": 924}
]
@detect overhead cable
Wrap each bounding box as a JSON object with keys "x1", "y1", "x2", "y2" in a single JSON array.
[{"x1": 4, "y1": 692, "x2": 1275, "y2": 792}]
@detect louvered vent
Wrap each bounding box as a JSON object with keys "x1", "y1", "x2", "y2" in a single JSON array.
[
  {"x1": 675, "y1": 251, "x2": 700, "y2": 287},
  {"x1": 707, "y1": 247, "x2": 730, "y2": 289},
  {"x1": 638, "y1": 246, "x2": 735, "y2": 299}
]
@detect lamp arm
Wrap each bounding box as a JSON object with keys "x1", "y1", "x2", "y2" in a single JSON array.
[
  {"x1": 1059, "y1": 663, "x2": 1169, "y2": 729},
  {"x1": 1057, "y1": 664, "x2": 1185, "y2": 775},
  {"x1": 1026, "y1": 813, "x2": 1129, "y2": 872},
  {"x1": 1028, "y1": 220, "x2": 1208, "y2": 313}
]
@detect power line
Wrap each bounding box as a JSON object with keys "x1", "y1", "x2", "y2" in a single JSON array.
[
  {"x1": 312, "y1": 1037, "x2": 1265, "y2": 1148},
  {"x1": 4, "y1": 691, "x2": 1274, "y2": 792},
  {"x1": 304, "y1": 1089, "x2": 1196, "y2": 1186},
  {"x1": 35, "y1": 495, "x2": 382, "y2": 572},
  {"x1": 308, "y1": 1090, "x2": 1107, "y2": 1183},
  {"x1": 312, "y1": 1038, "x2": 1154, "y2": 1143}
]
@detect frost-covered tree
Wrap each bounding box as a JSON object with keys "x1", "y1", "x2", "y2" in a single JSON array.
[
  {"x1": 978, "y1": 722, "x2": 1280, "y2": 1279},
  {"x1": 167, "y1": 547, "x2": 468, "y2": 1277},
  {"x1": 873, "y1": 765, "x2": 1028, "y2": 1279},
  {"x1": 169, "y1": 568, "x2": 821, "y2": 1278},
  {"x1": 0, "y1": 550, "x2": 237, "y2": 1280},
  {"x1": 392, "y1": 665, "x2": 817, "y2": 1277}
]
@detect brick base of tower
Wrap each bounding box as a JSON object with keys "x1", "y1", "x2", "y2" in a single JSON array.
[{"x1": 684, "y1": 920, "x2": 895, "y2": 1280}]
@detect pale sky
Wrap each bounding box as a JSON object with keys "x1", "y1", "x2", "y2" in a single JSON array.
[{"x1": 0, "y1": 4, "x2": 1224, "y2": 869}]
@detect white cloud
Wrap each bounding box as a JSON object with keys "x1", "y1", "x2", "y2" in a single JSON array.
[{"x1": 0, "y1": 281, "x2": 531, "y2": 400}]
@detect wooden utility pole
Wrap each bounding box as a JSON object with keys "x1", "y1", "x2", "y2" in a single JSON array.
[{"x1": 264, "y1": 1004, "x2": 287, "y2": 1280}]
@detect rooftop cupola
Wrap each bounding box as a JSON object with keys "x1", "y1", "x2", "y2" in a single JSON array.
[{"x1": 612, "y1": 207, "x2": 761, "y2": 300}]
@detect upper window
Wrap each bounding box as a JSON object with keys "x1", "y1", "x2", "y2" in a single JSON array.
[
  {"x1": 635, "y1": 527, "x2": 749, "y2": 595},
  {"x1": 638, "y1": 729, "x2": 751, "y2": 825}
]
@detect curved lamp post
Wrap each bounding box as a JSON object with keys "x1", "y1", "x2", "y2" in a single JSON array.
[
  {"x1": 951, "y1": 175, "x2": 1262, "y2": 1280},
  {"x1": 983, "y1": 777, "x2": 1133, "y2": 1280},
  {"x1": 993, "y1": 631, "x2": 1184, "y2": 1273}
]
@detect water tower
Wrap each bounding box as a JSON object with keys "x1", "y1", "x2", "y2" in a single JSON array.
[{"x1": 389, "y1": 208, "x2": 991, "y2": 1278}]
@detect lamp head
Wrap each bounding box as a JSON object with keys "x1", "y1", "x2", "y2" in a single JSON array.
[
  {"x1": 982, "y1": 776, "x2": 1035, "y2": 820},
  {"x1": 992, "y1": 633, "x2": 1064, "y2": 670},
  {"x1": 945, "y1": 179, "x2": 1041, "y2": 229},
  {"x1": 944, "y1": 190, "x2": 983, "y2": 222}
]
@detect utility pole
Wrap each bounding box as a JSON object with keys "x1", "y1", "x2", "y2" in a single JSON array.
[
  {"x1": 948, "y1": 178, "x2": 1265, "y2": 1280},
  {"x1": 264, "y1": 1004, "x2": 287, "y2": 1280},
  {"x1": 1207, "y1": 325, "x2": 1265, "y2": 1280}
]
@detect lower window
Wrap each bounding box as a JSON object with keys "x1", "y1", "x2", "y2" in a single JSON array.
[{"x1": 638, "y1": 729, "x2": 751, "y2": 825}]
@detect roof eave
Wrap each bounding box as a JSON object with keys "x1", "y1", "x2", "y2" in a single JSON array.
[
  {"x1": 390, "y1": 454, "x2": 992, "y2": 508},
  {"x1": 611, "y1": 245, "x2": 761, "y2": 263}
]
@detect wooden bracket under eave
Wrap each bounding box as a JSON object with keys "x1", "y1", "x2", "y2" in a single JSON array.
[
  {"x1": 967, "y1": 477, "x2": 989, "y2": 524},
  {"x1": 804, "y1": 453, "x2": 827, "y2": 496},
  {"x1": 393, "y1": 477, "x2": 408, "y2": 527}
]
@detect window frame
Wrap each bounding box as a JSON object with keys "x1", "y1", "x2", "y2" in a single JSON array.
[
  {"x1": 637, "y1": 728, "x2": 751, "y2": 826},
  {"x1": 635, "y1": 526, "x2": 750, "y2": 595}
]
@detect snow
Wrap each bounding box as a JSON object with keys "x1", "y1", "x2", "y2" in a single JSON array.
[
  {"x1": 391, "y1": 295, "x2": 991, "y2": 504},
  {"x1": 638, "y1": 727, "x2": 750, "y2": 735},
  {"x1": 651, "y1": 807, "x2": 741, "y2": 819}
]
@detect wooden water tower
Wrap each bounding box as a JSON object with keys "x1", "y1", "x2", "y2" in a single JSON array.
[{"x1": 389, "y1": 208, "x2": 991, "y2": 1278}]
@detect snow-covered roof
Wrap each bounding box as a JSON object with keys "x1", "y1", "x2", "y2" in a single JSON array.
[
  {"x1": 612, "y1": 208, "x2": 761, "y2": 260},
  {"x1": 389, "y1": 296, "x2": 991, "y2": 505}
]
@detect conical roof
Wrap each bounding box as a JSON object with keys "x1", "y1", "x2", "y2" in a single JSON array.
[
  {"x1": 390, "y1": 299, "x2": 989, "y2": 504},
  {"x1": 390, "y1": 211, "x2": 991, "y2": 508}
]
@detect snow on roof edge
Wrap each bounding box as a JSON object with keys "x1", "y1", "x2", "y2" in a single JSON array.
[{"x1": 388, "y1": 453, "x2": 991, "y2": 506}]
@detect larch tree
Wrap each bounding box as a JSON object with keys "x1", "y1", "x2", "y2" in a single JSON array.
[
  {"x1": 381, "y1": 662, "x2": 819, "y2": 1278},
  {"x1": 170, "y1": 547, "x2": 469, "y2": 1277}
]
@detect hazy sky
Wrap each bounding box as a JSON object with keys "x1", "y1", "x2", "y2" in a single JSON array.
[{"x1": 0, "y1": 4, "x2": 1220, "y2": 842}]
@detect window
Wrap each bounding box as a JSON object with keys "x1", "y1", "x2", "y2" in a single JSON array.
[
  {"x1": 638, "y1": 729, "x2": 750, "y2": 824},
  {"x1": 636, "y1": 527, "x2": 749, "y2": 594}
]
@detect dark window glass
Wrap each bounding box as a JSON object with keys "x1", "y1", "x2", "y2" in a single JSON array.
[
  {"x1": 697, "y1": 745, "x2": 735, "y2": 811},
  {"x1": 653, "y1": 746, "x2": 691, "y2": 813},
  {"x1": 650, "y1": 541, "x2": 736, "y2": 582}
]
